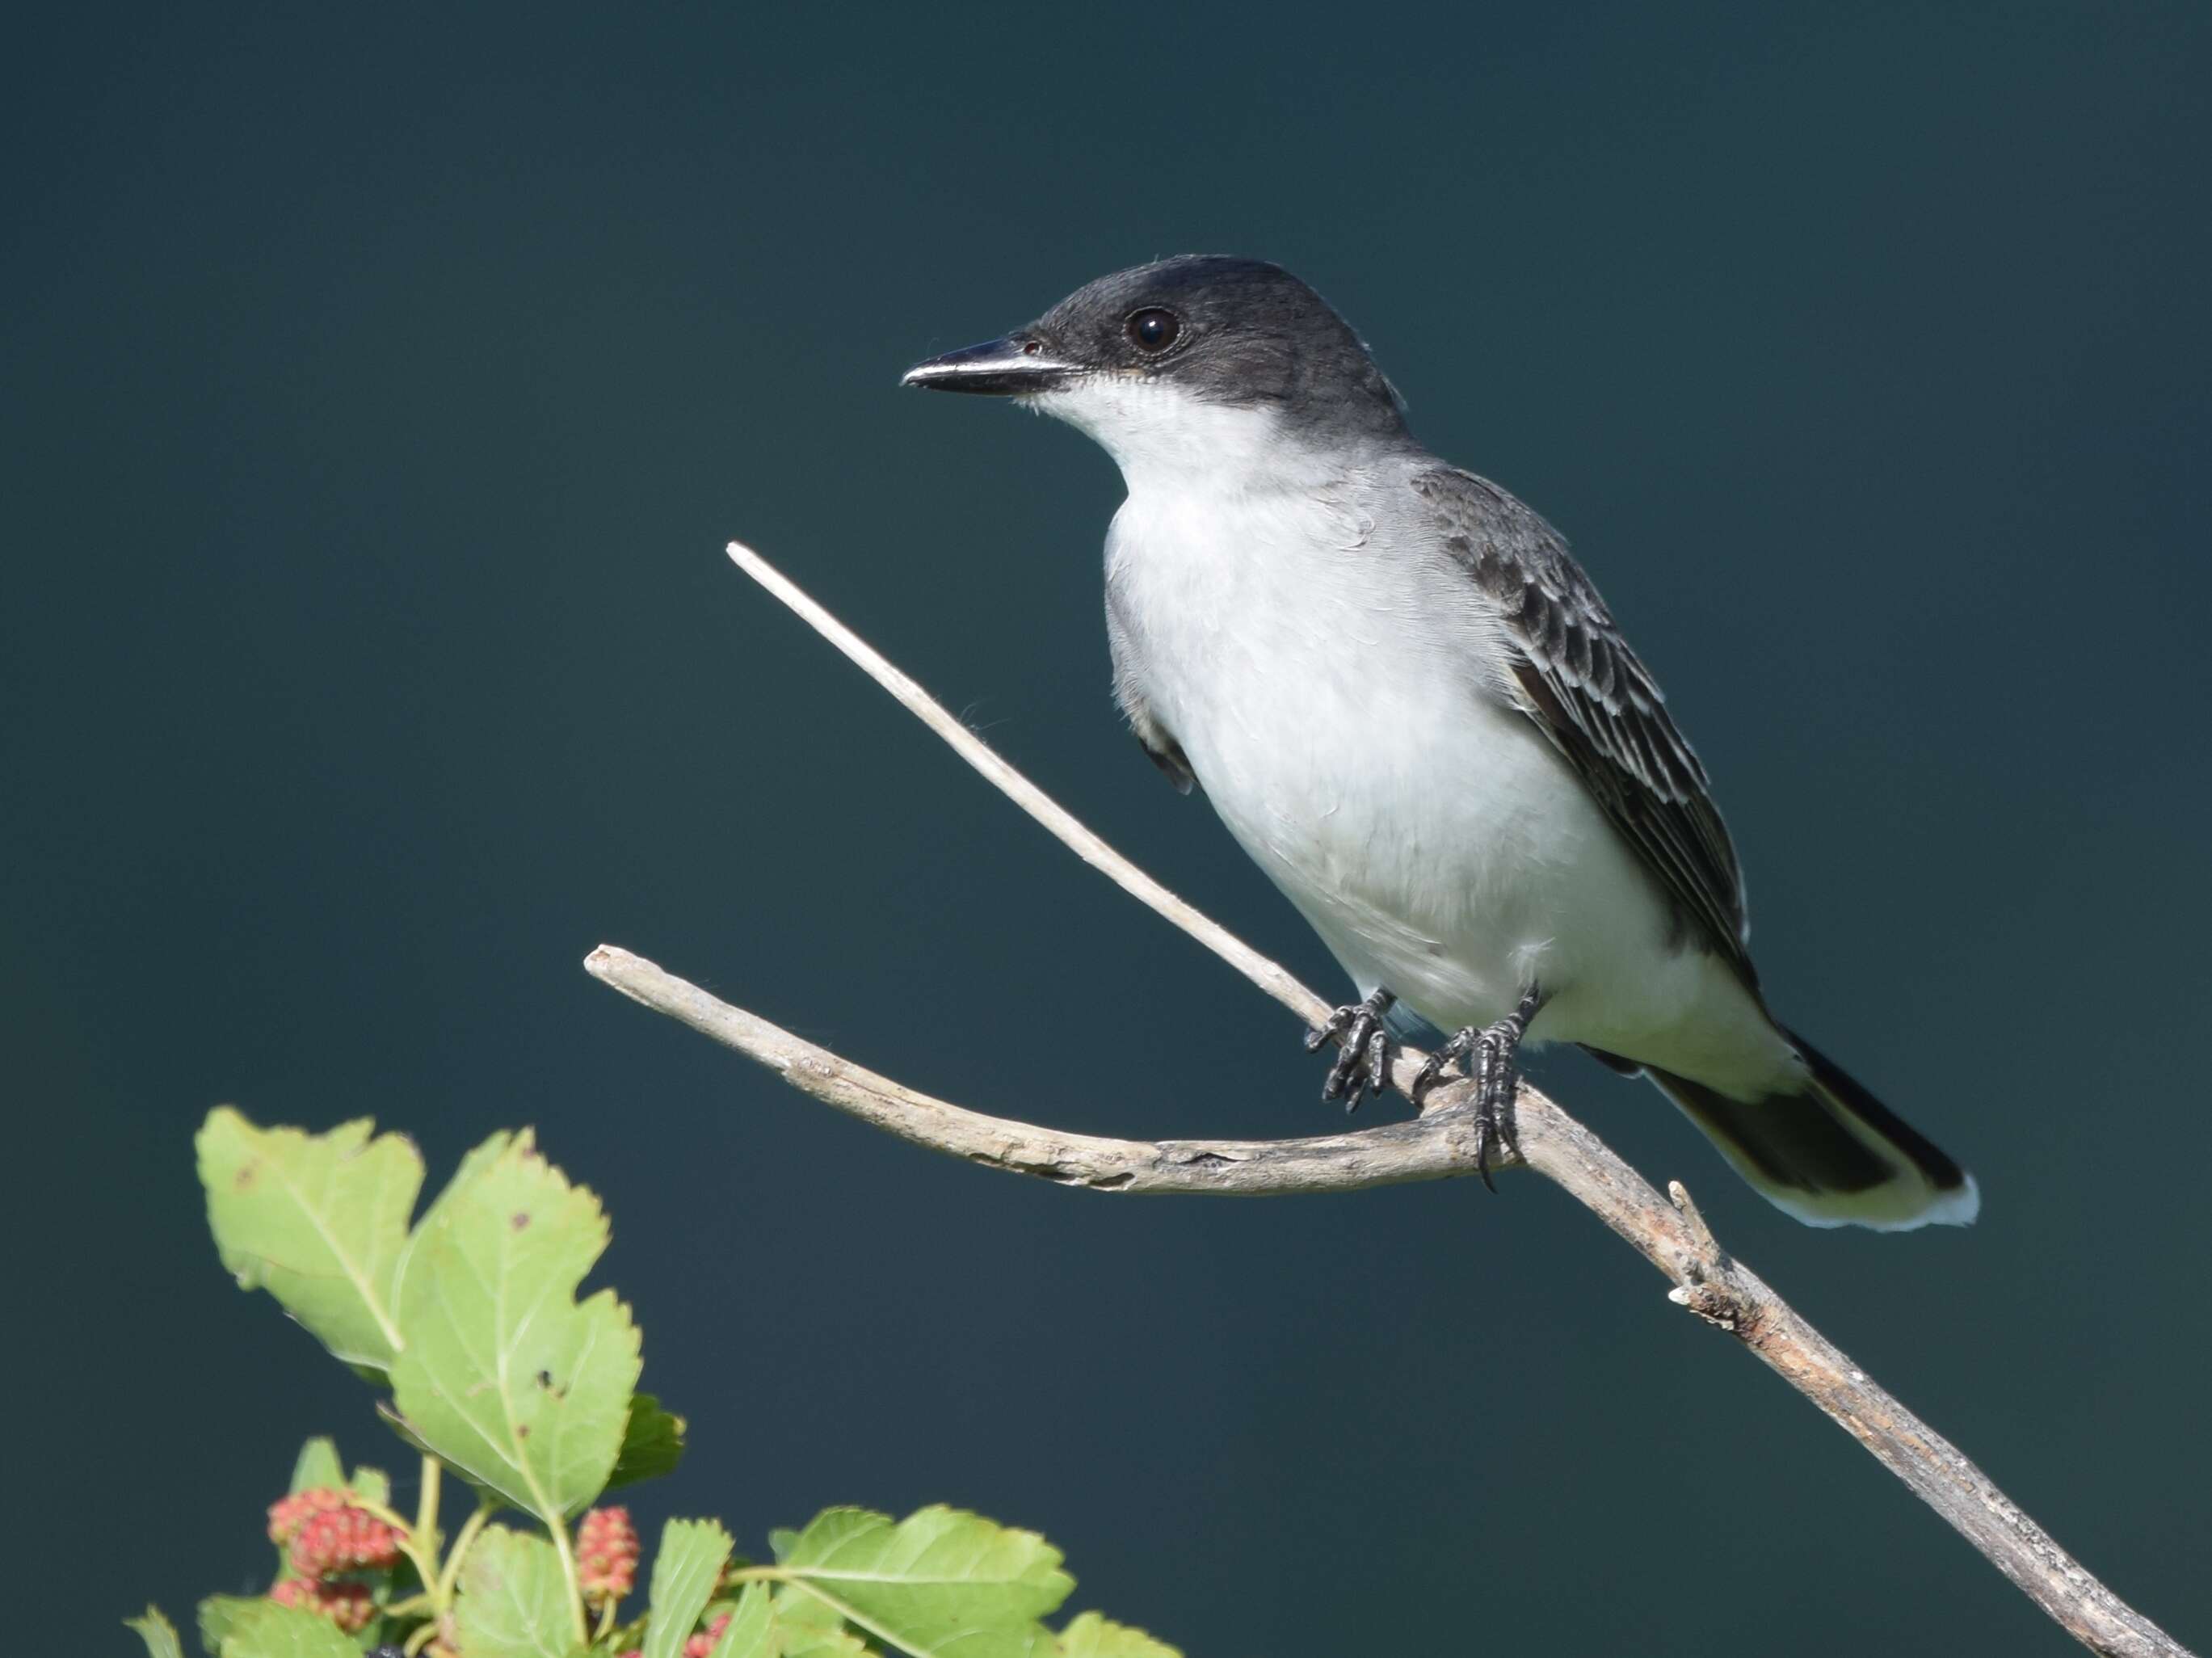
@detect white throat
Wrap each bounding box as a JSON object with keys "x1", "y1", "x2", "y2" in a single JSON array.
[{"x1": 1030, "y1": 376, "x2": 1335, "y2": 497}]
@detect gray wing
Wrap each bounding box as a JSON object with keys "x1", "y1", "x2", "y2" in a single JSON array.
[{"x1": 1409, "y1": 465, "x2": 1756, "y2": 983}]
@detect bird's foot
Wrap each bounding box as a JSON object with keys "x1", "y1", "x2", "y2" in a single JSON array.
[
  {"x1": 1410, "y1": 987, "x2": 1544, "y2": 1190},
  {"x1": 1305, "y1": 987, "x2": 1398, "y2": 1111},
  {"x1": 1466, "y1": 1023, "x2": 1525, "y2": 1192}
]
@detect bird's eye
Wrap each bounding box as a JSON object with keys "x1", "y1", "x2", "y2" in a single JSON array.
[{"x1": 1125, "y1": 308, "x2": 1181, "y2": 353}]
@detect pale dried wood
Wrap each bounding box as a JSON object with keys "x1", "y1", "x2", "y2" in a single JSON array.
[{"x1": 578, "y1": 542, "x2": 2191, "y2": 1658}]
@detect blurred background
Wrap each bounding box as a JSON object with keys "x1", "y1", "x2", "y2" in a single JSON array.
[{"x1": 8, "y1": 4, "x2": 2208, "y2": 1653}]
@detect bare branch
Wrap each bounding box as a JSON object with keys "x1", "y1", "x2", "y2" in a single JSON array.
[
  {"x1": 586, "y1": 945, "x2": 1517, "y2": 1193},
  {"x1": 582, "y1": 541, "x2": 2193, "y2": 1658}
]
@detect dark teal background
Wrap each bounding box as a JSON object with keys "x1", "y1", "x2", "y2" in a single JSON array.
[{"x1": 10, "y1": 6, "x2": 2209, "y2": 1653}]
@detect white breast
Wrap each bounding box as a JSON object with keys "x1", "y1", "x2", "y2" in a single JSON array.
[{"x1": 1050, "y1": 383, "x2": 1772, "y2": 1077}]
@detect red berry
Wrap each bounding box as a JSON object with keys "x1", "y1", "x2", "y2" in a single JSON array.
[
  {"x1": 684, "y1": 1610, "x2": 734, "y2": 1658},
  {"x1": 576, "y1": 1506, "x2": 641, "y2": 1604},
  {"x1": 267, "y1": 1487, "x2": 348, "y2": 1546},
  {"x1": 289, "y1": 1505, "x2": 404, "y2": 1576},
  {"x1": 269, "y1": 1576, "x2": 375, "y2": 1633}
]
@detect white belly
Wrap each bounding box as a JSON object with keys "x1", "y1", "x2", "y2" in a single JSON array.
[{"x1": 1106, "y1": 478, "x2": 1780, "y2": 1084}]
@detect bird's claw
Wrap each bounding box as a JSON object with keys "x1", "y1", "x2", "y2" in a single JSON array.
[
  {"x1": 1468, "y1": 1026, "x2": 1524, "y2": 1192},
  {"x1": 1306, "y1": 988, "x2": 1398, "y2": 1110},
  {"x1": 1411, "y1": 1010, "x2": 1533, "y2": 1192}
]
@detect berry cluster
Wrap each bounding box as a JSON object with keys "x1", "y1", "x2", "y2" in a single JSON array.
[
  {"x1": 263, "y1": 1486, "x2": 404, "y2": 1630},
  {"x1": 270, "y1": 1573, "x2": 375, "y2": 1633},
  {"x1": 577, "y1": 1505, "x2": 641, "y2": 1604},
  {"x1": 290, "y1": 1504, "x2": 405, "y2": 1577},
  {"x1": 266, "y1": 1487, "x2": 348, "y2": 1545}
]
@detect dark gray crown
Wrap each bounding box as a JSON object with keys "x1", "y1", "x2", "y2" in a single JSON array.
[{"x1": 1028, "y1": 255, "x2": 1408, "y2": 440}]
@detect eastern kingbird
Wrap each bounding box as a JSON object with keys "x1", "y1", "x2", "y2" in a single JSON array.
[{"x1": 903, "y1": 255, "x2": 1976, "y2": 1230}]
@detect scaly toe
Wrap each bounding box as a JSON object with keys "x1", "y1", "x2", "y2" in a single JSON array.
[{"x1": 1411, "y1": 1027, "x2": 1478, "y2": 1107}]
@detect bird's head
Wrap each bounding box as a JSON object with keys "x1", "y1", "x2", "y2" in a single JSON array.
[{"x1": 902, "y1": 255, "x2": 1408, "y2": 480}]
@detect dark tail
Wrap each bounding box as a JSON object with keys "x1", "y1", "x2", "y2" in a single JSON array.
[{"x1": 1642, "y1": 1032, "x2": 1978, "y2": 1231}]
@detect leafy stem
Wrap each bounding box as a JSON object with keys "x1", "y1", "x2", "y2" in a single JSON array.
[
  {"x1": 159, "y1": 1114, "x2": 1189, "y2": 1658},
  {"x1": 547, "y1": 1506, "x2": 588, "y2": 1648},
  {"x1": 413, "y1": 1456, "x2": 442, "y2": 1562},
  {"x1": 434, "y1": 1498, "x2": 494, "y2": 1611}
]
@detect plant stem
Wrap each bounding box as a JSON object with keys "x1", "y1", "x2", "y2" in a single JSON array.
[
  {"x1": 547, "y1": 1510, "x2": 589, "y2": 1648},
  {"x1": 435, "y1": 1500, "x2": 495, "y2": 1611},
  {"x1": 414, "y1": 1456, "x2": 443, "y2": 1559}
]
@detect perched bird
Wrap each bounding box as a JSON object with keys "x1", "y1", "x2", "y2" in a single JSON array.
[{"x1": 903, "y1": 255, "x2": 1976, "y2": 1230}]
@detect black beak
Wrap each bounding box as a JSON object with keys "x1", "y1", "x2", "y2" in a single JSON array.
[{"x1": 901, "y1": 335, "x2": 1072, "y2": 395}]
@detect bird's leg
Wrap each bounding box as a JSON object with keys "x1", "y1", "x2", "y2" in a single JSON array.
[
  {"x1": 1412, "y1": 984, "x2": 1547, "y2": 1189},
  {"x1": 1305, "y1": 987, "x2": 1398, "y2": 1111}
]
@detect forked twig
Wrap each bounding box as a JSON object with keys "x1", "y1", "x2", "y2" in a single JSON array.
[{"x1": 582, "y1": 541, "x2": 2191, "y2": 1658}]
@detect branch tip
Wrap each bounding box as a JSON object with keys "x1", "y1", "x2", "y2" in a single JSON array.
[{"x1": 1667, "y1": 1179, "x2": 1727, "y2": 1277}]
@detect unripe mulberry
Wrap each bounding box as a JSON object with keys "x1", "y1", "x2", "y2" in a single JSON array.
[
  {"x1": 576, "y1": 1505, "x2": 641, "y2": 1603},
  {"x1": 267, "y1": 1487, "x2": 348, "y2": 1546},
  {"x1": 269, "y1": 1576, "x2": 375, "y2": 1632},
  {"x1": 290, "y1": 1505, "x2": 405, "y2": 1576}
]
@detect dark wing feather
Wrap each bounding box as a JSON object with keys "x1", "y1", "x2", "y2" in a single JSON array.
[{"x1": 1409, "y1": 466, "x2": 1756, "y2": 984}]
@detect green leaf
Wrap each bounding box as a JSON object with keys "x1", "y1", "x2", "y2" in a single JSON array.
[
  {"x1": 641, "y1": 1520, "x2": 734, "y2": 1658},
  {"x1": 767, "y1": 1592, "x2": 869, "y2": 1658},
  {"x1": 780, "y1": 1623, "x2": 870, "y2": 1658},
  {"x1": 216, "y1": 1600, "x2": 361, "y2": 1658},
  {"x1": 772, "y1": 1584, "x2": 846, "y2": 1631},
  {"x1": 605, "y1": 1393, "x2": 686, "y2": 1492},
  {"x1": 703, "y1": 1584, "x2": 775, "y2": 1658},
  {"x1": 775, "y1": 1506, "x2": 1071, "y2": 1658},
  {"x1": 391, "y1": 1130, "x2": 513, "y2": 1327},
  {"x1": 453, "y1": 1525, "x2": 582, "y2": 1658},
  {"x1": 198, "y1": 1595, "x2": 262, "y2": 1656},
  {"x1": 288, "y1": 1437, "x2": 346, "y2": 1496},
  {"x1": 198, "y1": 1109, "x2": 422, "y2": 1375},
  {"x1": 1055, "y1": 1614, "x2": 1181, "y2": 1658},
  {"x1": 348, "y1": 1464, "x2": 391, "y2": 1509},
  {"x1": 124, "y1": 1605, "x2": 183, "y2": 1658},
  {"x1": 387, "y1": 1133, "x2": 640, "y2": 1522},
  {"x1": 373, "y1": 1400, "x2": 444, "y2": 1465}
]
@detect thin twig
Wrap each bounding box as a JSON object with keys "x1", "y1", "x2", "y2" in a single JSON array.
[
  {"x1": 723, "y1": 541, "x2": 1353, "y2": 1059},
  {"x1": 583, "y1": 541, "x2": 2192, "y2": 1658}
]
